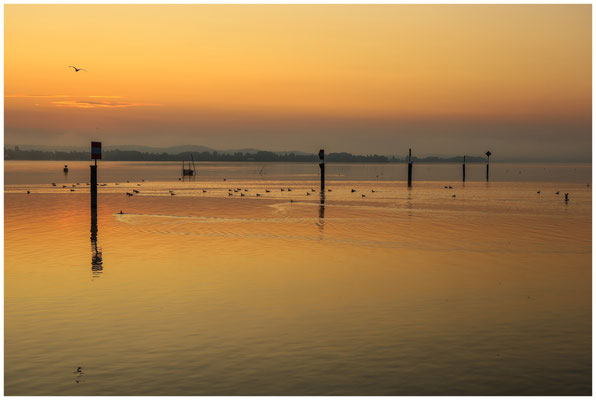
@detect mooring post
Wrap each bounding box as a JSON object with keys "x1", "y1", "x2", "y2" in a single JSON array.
[
  {"x1": 319, "y1": 149, "x2": 325, "y2": 192},
  {"x1": 407, "y1": 148, "x2": 413, "y2": 187},
  {"x1": 90, "y1": 141, "x2": 102, "y2": 210},
  {"x1": 90, "y1": 164, "x2": 97, "y2": 209},
  {"x1": 485, "y1": 151, "x2": 492, "y2": 182},
  {"x1": 462, "y1": 155, "x2": 466, "y2": 182}
]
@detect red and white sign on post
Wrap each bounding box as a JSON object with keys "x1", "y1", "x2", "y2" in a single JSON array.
[{"x1": 91, "y1": 141, "x2": 102, "y2": 160}]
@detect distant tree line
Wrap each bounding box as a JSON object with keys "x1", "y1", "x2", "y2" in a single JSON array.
[{"x1": 4, "y1": 147, "x2": 486, "y2": 163}]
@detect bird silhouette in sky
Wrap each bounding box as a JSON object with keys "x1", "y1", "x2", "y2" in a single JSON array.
[{"x1": 68, "y1": 66, "x2": 87, "y2": 72}]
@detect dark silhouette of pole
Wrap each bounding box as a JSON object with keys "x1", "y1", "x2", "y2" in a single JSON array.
[
  {"x1": 462, "y1": 155, "x2": 466, "y2": 182},
  {"x1": 319, "y1": 149, "x2": 325, "y2": 192},
  {"x1": 407, "y1": 148, "x2": 413, "y2": 187},
  {"x1": 90, "y1": 141, "x2": 101, "y2": 210},
  {"x1": 485, "y1": 151, "x2": 492, "y2": 182},
  {"x1": 90, "y1": 164, "x2": 97, "y2": 209},
  {"x1": 90, "y1": 141, "x2": 102, "y2": 276}
]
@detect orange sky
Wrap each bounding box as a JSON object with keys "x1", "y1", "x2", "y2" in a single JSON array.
[{"x1": 4, "y1": 4, "x2": 592, "y2": 159}]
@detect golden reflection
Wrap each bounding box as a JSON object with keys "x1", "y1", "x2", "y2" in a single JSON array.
[
  {"x1": 90, "y1": 207, "x2": 103, "y2": 277},
  {"x1": 317, "y1": 191, "x2": 325, "y2": 235}
]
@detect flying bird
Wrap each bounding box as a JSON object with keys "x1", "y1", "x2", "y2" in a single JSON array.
[{"x1": 69, "y1": 66, "x2": 87, "y2": 72}]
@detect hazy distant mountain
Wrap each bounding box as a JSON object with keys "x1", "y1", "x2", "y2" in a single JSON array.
[
  {"x1": 6, "y1": 144, "x2": 314, "y2": 156},
  {"x1": 107, "y1": 145, "x2": 216, "y2": 154},
  {"x1": 6, "y1": 143, "x2": 587, "y2": 162}
]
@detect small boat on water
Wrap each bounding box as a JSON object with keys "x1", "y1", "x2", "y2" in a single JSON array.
[
  {"x1": 182, "y1": 155, "x2": 196, "y2": 177},
  {"x1": 63, "y1": 165, "x2": 69, "y2": 173}
]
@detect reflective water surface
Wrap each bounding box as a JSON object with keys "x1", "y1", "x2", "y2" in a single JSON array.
[{"x1": 5, "y1": 161, "x2": 592, "y2": 395}]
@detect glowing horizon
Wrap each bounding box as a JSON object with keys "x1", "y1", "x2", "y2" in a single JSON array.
[{"x1": 4, "y1": 4, "x2": 592, "y2": 159}]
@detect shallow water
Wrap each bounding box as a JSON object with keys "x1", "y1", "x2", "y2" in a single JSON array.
[{"x1": 4, "y1": 161, "x2": 592, "y2": 395}]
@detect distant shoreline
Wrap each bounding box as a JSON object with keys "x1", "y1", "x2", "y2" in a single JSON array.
[{"x1": 1, "y1": 148, "x2": 504, "y2": 163}]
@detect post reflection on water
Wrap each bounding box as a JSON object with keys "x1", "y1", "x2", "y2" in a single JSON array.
[
  {"x1": 317, "y1": 191, "x2": 325, "y2": 234},
  {"x1": 90, "y1": 208, "x2": 103, "y2": 276}
]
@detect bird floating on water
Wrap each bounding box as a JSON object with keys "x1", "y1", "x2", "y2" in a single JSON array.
[
  {"x1": 537, "y1": 190, "x2": 541, "y2": 194},
  {"x1": 68, "y1": 66, "x2": 87, "y2": 72},
  {"x1": 362, "y1": 194, "x2": 366, "y2": 198},
  {"x1": 555, "y1": 191, "x2": 560, "y2": 195},
  {"x1": 351, "y1": 189, "x2": 356, "y2": 193}
]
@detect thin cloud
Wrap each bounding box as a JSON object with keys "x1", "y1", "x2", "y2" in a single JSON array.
[
  {"x1": 51, "y1": 100, "x2": 161, "y2": 108},
  {"x1": 5, "y1": 94, "x2": 72, "y2": 98},
  {"x1": 6, "y1": 94, "x2": 122, "y2": 99}
]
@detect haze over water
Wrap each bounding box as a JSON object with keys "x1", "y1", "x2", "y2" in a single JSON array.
[{"x1": 4, "y1": 161, "x2": 591, "y2": 395}]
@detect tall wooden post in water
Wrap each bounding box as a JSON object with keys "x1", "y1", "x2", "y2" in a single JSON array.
[
  {"x1": 462, "y1": 155, "x2": 466, "y2": 182},
  {"x1": 485, "y1": 151, "x2": 492, "y2": 182},
  {"x1": 319, "y1": 149, "x2": 325, "y2": 192},
  {"x1": 90, "y1": 164, "x2": 97, "y2": 209},
  {"x1": 90, "y1": 141, "x2": 102, "y2": 210},
  {"x1": 407, "y1": 148, "x2": 413, "y2": 187}
]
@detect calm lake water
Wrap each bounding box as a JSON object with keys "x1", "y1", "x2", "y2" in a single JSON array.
[{"x1": 4, "y1": 161, "x2": 592, "y2": 395}]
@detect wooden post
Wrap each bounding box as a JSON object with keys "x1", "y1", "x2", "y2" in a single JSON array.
[
  {"x1": 90, "y1": 165, "x2": 97, "y2": 210},
  {"x1": 319, "y1": 149, "x2": 325, "y2": 192},
  {"x1": 407, "y1": 148, "x2": 413, "y2": 187},
  {"x1": 90, "y1": 141, "x2": 101, "y2": 210},
  {"x1": 462, "y1": 155, "x2": 466, "y2": 182},
  {"x1": 485, "y1": 151, "x2": 492, "y2": 182}
]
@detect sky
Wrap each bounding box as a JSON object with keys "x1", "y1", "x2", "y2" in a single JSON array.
[{"x1": 4, "y1": 4, "x2": 592, "y2": 160}]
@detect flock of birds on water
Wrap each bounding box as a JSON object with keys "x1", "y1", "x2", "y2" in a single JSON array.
[{"x1": 27, "y1": 177, "x2": 587, "y2": 204}]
